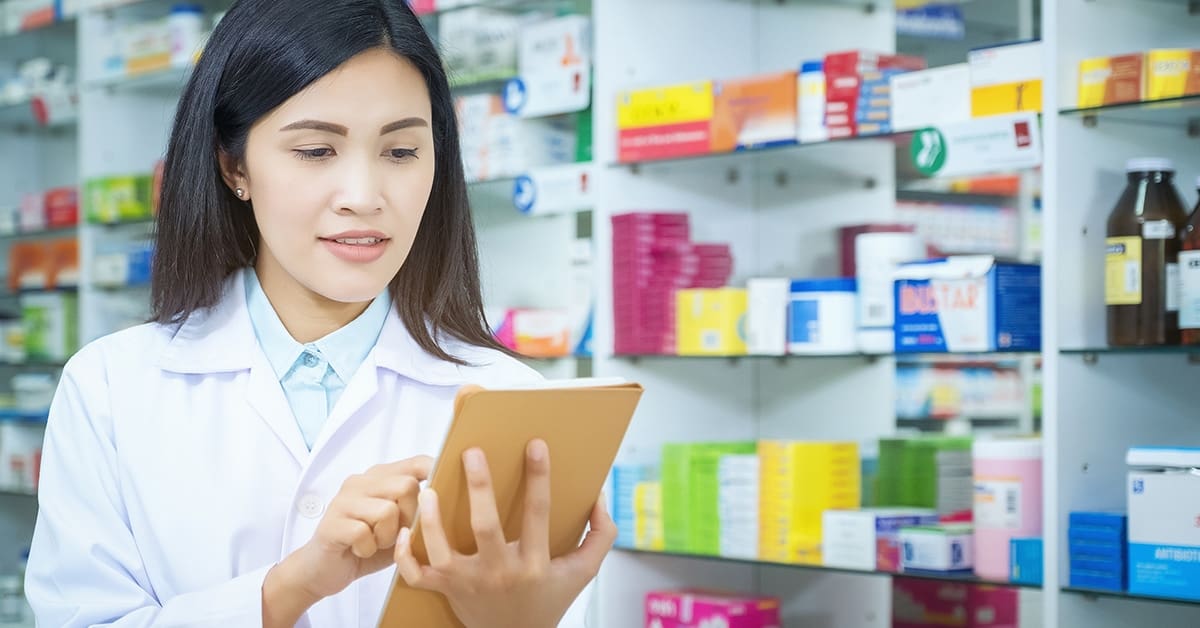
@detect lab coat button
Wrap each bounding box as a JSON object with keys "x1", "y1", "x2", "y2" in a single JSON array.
[{"x1": 297, "y1": 494, "x2": 324, "y2": 519}]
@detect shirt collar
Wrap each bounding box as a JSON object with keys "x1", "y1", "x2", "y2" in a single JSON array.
[
  {"x1": 243, "y1": 268, "x2": 390, "y2": 383},
  {"x1": 158, "y1": 268, "x2": 481, "y2": 387}
]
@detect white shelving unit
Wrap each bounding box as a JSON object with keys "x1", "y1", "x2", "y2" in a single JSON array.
[{"x1": 1, "y1": 0, "x2": 1198, "y2": 626}]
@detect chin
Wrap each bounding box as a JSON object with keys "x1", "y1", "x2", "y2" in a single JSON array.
[{"x1": 308, "y1": 274, "x2": 393, "y2": 305}]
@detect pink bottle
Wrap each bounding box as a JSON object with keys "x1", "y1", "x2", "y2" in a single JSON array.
[{"x1": 972, "y1": 439, "x2": 1043, "y2": 581}]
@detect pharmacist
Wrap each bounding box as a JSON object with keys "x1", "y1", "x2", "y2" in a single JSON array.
[{"x1": 24, "y1": 2, "x2": 610, "y2": 627}]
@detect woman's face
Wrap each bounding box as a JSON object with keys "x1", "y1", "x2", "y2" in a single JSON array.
[{"x1": 228, "y1": 48, "x2": 436, "y2": 304}]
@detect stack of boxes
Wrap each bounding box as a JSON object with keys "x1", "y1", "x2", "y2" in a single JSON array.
[
  {"x1": 646, "y1": 591, "x2": 781, "y2": 628},
  {"x1": 611, "y1": 213, "x2": 734, "y2": 355},
  {"x1": 661, "y1": 442, "x2": 757, "y2": 556},
  {"x1": 611, "y1": 465, "x2": 648, "y2": 549},
  {"x1": 1078, "y1": 48, "x2": 1200, "y2": 108},
  {"x1": 822, "y1": 508, "x2": 939, "y2": 572},
  {"x1": 823, "y1": 50, "x2": 925, "y2": 139},
  {"x1": 877, "y1": 437, "x2": 974, "y2": 518},
  {"x1": 759, "y1": 440, "x2": 860, "y2": 565},
  {"x1": 1068, "y1": 512, "x2": 1127, "y2": 593},
  {"x1": 717, "y1": 454, "x2": 759, "y2": 560},
  {"x1": 455, "y1": 94, "x2": 576, "y2": 182},
  {"x1": 634, "y1": 480, "x2": 664, "y2": 551}
]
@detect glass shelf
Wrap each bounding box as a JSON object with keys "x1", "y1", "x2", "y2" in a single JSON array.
[
  {"x1": 1060, "y1": 345, "x2": 1200, "y2": 357},
  {"x1": 1062, "y1": 587, "x2": 1200, "y2": 607},
  {"x1": 615, "y1": 351, "x2": 1038, "y2": 362},
  {"x1": 0, "y1": 225, "x2": 78, "y2": 240},
  {"x1": 0, "y1": 100, "x2": 76, "y2": 132},
  {"x1": 0, "y1": 489, "x2": 36, "y2": 498},
  {"x1": 1059, "y1": 96, "x2": 1200, "y2": 133},
  {"x1": 416, "y1": 0, "x2": 590, "y2": 18},
  {"x1": 615, "y1": 548, "x2": 1042, "y2": 590},
  {"x1": 0, "y1": 360, "x2": 67, "y2": 369},
  {"x1": 86, "y1": 67, "x2": 192, "y2": 94},
  {"x1": 610, "y1": 131, "x2": 912, "y2": 171}
]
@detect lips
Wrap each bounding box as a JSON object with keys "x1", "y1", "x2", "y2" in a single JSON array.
[{"x1": 319, "y1": 230, "x2": 391, "y2": 264}]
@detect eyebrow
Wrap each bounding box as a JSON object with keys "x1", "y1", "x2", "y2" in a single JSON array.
[{"x1": 278, "y1": 118, "x2": 429, "y2": 136}]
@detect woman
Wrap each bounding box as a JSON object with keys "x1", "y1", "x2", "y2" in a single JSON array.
[{"x1": 25, "y1": 1, "x2": 612, "y2": 626}]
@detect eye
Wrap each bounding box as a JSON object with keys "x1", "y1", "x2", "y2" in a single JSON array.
[
  {"x1": 386, "y1": 148, "x2": 419, "y2": 162},
  {"x1": 294, "y1": 147, "x2": 334, "y2": 161}
]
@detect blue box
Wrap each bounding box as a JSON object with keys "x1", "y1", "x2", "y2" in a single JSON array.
[
  {"x1": 1010, "y1": 538, "x2": 1043, "y2": 586},
  {"x1": 1128, "y1": 466, "x2": 1200, "y2": 601},
  {"x1": 893, "y1": 257, "x2": 1042, "y2": 353},
  {"x1": 1069, "y1": 538, "x2": 1124, "y2": 562},
  {"x1": 1071, "y1": 569, "x2": 1126, "y2": 592},
  {"x1": 1069, "y1": 511, "x2": 1127, "y2": 538}
]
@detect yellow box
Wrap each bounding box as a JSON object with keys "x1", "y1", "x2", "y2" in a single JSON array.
[
  {"x1": 616, "y1": 81, "x2": 714, "y2": 130},
  {"x1": 633, "y1": 481, "x2": 664, "y2": 551},
  {"x1": 1077, "y1": 53, "x2": 1145, "y2": 108},
  {"x1": 676, "y1": 288, "x2": 748, "y2": 356},
  {"x1": 969, "y1": 41, "x2": 1044, "y2": 117},
  {"x1": 1145, "y1": 49, "x2": 1193, "y2": 101}
]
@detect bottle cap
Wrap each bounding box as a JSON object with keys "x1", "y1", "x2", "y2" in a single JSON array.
[{"x1": 1126, "y1": 158, "x2": 1174, "y2": 174}]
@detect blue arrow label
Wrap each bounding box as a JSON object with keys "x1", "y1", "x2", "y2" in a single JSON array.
[
  {"x1": 513, "y1": 175, "x2": 537, "y2": 214},
  {"x1": 503, "y1": 78, "x2": 528, "y2": 115}
]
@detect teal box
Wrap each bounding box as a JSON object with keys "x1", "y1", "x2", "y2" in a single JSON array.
[{"x1": 1010, "y1": 537, "x2": 1043, "y2": 586}]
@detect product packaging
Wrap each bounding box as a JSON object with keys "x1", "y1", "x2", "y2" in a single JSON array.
[
  {"x1": 900, "y1": 524, "x2": 975, "y2": 573},
  {"x1": 969, "y1": 41, "x2": 1044, "y2": 117},
  {"x1": 1127, "y1": 447, "x2": 1200, "y2": 601},
  {"x1": 617, "y1": 81, "x2": 714, "y2": 162},
  {"x1": 646, "y1": 590, "x2": 781, "y2": 628},
  {"x1": 822, "y1": 508, "x2": 939, "y2": 571}
]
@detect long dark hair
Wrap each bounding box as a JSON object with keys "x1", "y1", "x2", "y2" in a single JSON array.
[{"x1": 151, "y1": 0, "x2": 507, "y2": 363}]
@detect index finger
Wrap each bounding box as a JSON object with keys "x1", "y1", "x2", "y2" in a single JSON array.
[
  {"x1": 371, "y1": 456, "x2": 434, "y2": 482},
  {"x1": 519, "y1": 439, "x2": 551, "y2": 564}
]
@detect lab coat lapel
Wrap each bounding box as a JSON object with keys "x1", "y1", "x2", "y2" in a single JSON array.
[
  {"x1": 158, "y1": 269, "x2": 310, "y2": 465},
  {"x1": 244, "y1": 352, "x2": 311, "y2": 465},
  {"x1": 311, "y1": 354, "x2": 379, "y2": 455}
]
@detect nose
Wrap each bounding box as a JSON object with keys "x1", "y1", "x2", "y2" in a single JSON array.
[{"x1": 334, "y1": 155, "x2": 384, "y2": 215}]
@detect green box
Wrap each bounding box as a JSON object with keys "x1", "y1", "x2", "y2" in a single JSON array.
[
  {"x1": 22, "y1": 292, "x2": 79, "y2": 362},
  {"x1": 661, "y1": 442, "x2": 757, "y2": 555},
  {"x1": 85, "y1": 175, "x2": 153, "y2": 225}
]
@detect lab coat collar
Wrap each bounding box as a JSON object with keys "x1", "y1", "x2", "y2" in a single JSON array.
[{"x1": 158, "y1": 269, "x2": 473, "y2": 387}]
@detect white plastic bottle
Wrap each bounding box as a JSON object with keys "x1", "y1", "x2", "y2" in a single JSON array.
[{"x1": 168, "y1": 4, "x2": 205, "y2": 68}]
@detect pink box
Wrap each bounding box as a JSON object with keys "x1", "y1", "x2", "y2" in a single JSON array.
[{"x1": 646, "y1": 590, "x2": 781, "y2": 628}]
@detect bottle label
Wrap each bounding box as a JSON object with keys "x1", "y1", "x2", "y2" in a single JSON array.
[
  {"x1": 1180, "y1": 251, "x2": 1200, "y2": 329},
  {"x1": 975, "y1": 477, "x2": 1022, "y2": 530},
  {"x1": 1106, "y1": 236, "x2": 1143, "y2": 305},
  {"x1": 1143, "y1": 220, "x2": 1177, "y2": 240},
  {"x1": 1167, "y1": 263, "x2": 1180, "y2": 312}
]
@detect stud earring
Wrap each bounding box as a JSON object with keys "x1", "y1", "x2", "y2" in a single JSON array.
[{"x1": 235, "y1": 188, "x2": 245, "y2": 199}]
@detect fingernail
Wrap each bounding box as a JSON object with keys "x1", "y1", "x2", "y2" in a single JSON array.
[
  {"x1": 528, "y1": 439, "x2": 547, "y2": 462},
  {"x1": 418, "y1": 489, "x2": 435, "y2": 508},
  {"x1": 464, "y1": 449, "x2": 484, "y2": 471}
]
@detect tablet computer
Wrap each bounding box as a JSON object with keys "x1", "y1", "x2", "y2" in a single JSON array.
[{"x1": 377, "y1": 377, "x2": 643, "y2": 627}]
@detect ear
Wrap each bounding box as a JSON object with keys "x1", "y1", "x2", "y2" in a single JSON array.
[{"x1": 217, "y1": 150, "x2": 247, "y2": 196}]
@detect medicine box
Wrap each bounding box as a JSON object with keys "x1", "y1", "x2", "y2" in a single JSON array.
[
  {"x1": 969, "y1": 41, "x2": 1043, "y2": 117},
  {"x1": 822, "y1": 508, "x2": 939, "y2": 572},
  {"x1": 746, "y1": 278, "x2": 790, "y2": 356},
  {"x1": 661, "y1": 442, "x2": 757, "y2": 555},
  {"x1": 711, "y1": 72, "x2": 797, "y2": 152},
  {"x1": 891, "y1": 63, "x2": 971, "y2": 132},
  {"x1": 617, "y1": 81, "x2": 714, "y2": 162},
  {"x1": 676, "y1": 288, "x2": 748, "y2": 356},
  {"x1": 900, "y1": 524, "x2": 975, "y2": 573},
  {"x1": 1010, "y1": 537, "x2": 1043, "y2": 586},
  {"x1": 1077, "y1": 53, "x2": 1144, "y2": 108},
  {"x1": 1127, "y1": 447, "x2": 1200, "y2": 601},
  {"x1": 646, "y1": 590, "x2": 781, "y2": 628},
  {"x1": 1145, "y1": 49, "x2": 1197, "y2": 101},
  {"x1": 893, "y1": 256, "x2": 1041, "y2": 353}
]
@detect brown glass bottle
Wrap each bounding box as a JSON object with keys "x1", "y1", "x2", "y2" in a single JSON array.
[
  {"x1": 1106, "y1": 159, "x2": 1189, "y2": 346},
  {"x1": 1180, "y1": 176, "x2": 1200, "y2": 345}
]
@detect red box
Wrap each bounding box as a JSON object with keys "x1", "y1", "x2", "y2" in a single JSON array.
[{"x1": 43, "y1": 187, "x2": 79, "y2": 229}]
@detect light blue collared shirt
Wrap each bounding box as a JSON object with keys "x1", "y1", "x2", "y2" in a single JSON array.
[{"x1": 244, "y1": 269, "x2": 391, "y2": 450}]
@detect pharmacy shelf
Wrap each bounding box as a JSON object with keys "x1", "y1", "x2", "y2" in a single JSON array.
[
  {"x1": 0, "y1": 225, "x2": 78, "y2": 241},
  {"x1": 84, "y1": 67, "x2": 192, "y2": 94},
  {"x1": 0, "y1": 410, "x2": 49, "y2": 424},
  {"x1": 615, "y1": 548, "x2": 1044, "y2": 590},
  {"x1": 0, "y1": 360, "x2": 67, "y2": 369},
  {"x1": 0, "y1": 15, "x2": 76, "y2": 40},
  {"x1": 0, "y1": 100, "x2": 75, "y2": 132},
  {"x1": 1059, "y1": 346, "x2": 1200, "y2": 358},
  {"x1": 1062, "y1": 587, "x2": 1200, "y2": 608},
  {"x1": 1059, "y1": 96, "x2": 1200, "y2": 134},
  {"x1": 0, "y1": 489, "x2": 36, "y2": 498},
  {"x1": 611, "y1": 132, "x2": 912, "y2": 171},
  {"x1": 416, "y1": 0, "x2": 591, "y2": 17},
  {"x1": 615, "y1": 351, "x2": 1039, "y2": 362}
]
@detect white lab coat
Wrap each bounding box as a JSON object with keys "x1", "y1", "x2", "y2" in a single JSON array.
[{"x1": 26, "y1": 269, "x2": 593, "y2": 627}]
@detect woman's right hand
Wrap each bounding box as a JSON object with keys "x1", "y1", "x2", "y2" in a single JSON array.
[{"x1": 262, "y1": 456, "x2": 433, "y2": 625}]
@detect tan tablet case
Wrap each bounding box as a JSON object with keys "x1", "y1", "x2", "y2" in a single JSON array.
[{"x1": 377, "y1": 380, "x2": 644, "y2": 627}]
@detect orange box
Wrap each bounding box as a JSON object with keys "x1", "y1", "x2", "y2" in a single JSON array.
[
  {"x1": 1077, "y1": 53, "x2": 1144, "y2": 108},
  {"x1": 710, "y1": 71, "x2": 798, "y2": 153},
  {"x1": 1188, "y1": 51, "x2": 1200, "y2": 96}
]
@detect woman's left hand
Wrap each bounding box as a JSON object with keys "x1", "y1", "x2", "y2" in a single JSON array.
[{"x1": 394, "y1": 439, "x2": 615, "y2": 628}]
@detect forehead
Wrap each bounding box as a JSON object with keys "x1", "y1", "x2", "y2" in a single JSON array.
[{"x1": 267, "y1": 48, "x2": 433, "y2": 124}]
